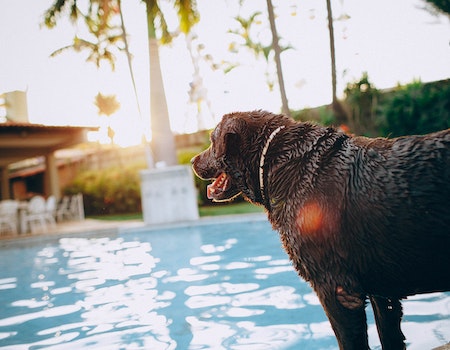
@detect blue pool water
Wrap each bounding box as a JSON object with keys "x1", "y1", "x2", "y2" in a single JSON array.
[{"x1": 0, "y1": 217, "x2": 449, "y2": 349}]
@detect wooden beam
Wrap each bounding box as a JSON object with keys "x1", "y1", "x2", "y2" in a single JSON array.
[{"x1": 0, "y1": 166, "x2": 10, "y2": 199}]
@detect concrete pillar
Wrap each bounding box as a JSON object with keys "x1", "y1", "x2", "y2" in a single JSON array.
[
  {"x1": 140, "y1": 165, "x2": 199, "y2": 225},
  {"x1": 0, "y1": 166, "x2": 10, "y2": 199},
  {"x1": 45, "y1": 152, "x2": 60, "y2": 199}
]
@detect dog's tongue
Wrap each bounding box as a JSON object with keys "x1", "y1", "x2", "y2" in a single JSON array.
[{"x1": 207, "y1": 173, "x2": 229, "y2": 199}]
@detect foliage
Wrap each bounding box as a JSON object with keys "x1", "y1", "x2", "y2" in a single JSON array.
[
  {"x1": 230, "y1": 12, "x2": 272, "y2": 61},
  {"x1": 344, "y1": 72, "x2": 380, "y2": 136},
  {"x1": 227, "y1": 10, "x2": 292, "y2": 94},
  {"x1": 422, "y1": 0, "x2": 450, "y2": 16},
  {"x1": 174, "y1": 0, "x2": 200, "y2": 35},
  {"x1": 378, "y1": 79, "x2": 450, "y2": 137},
  {"x1": 94, "y1": 92, "x2": 120, "y2": 116},
  {"x1": 45, "y1": 0, "x2": 123, "y2": 70},
  {"x1": 295, "y1": 76, "x2": 449, "y2": 138},
  {"x1": 145, "y1": 0, "x2": 199, "y2": 43},
  {"x1": 291, "y1": 106, "x2": 335, "y2": 126},
  {"x1": 64, "y1": 162, "x2": 145, "y2": 215},
  {"x1": 44, "y1": 0, "x2": 200, "y2": 63}
]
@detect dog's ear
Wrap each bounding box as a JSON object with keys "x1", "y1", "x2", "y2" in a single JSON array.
[
  {"x1": 222, "y1": 132, "x2": 241, "y2": 157},
  {"x1": 214, "y1": 116, "x2": 245, "y2": 158},
  {"x1": 215, "y1": 132, "x2": 241, "y2": 158}
]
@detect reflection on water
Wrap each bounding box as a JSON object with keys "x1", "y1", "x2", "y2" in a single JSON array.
[{"x1": 0, "y1": 220, "x2": 449, "y2": 349}]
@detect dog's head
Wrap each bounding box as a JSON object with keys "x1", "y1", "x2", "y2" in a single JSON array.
[{"x1": 191, "y1": 110, "x2": 294, "y2": 204}]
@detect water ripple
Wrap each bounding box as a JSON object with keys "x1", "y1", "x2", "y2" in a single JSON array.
[{"x1": 0, "y1": 221, "x2": 448, "y2": 349}]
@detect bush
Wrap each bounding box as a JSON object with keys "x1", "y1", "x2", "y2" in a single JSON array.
[
  {"x1": 344, "y1": 72, "x2": 380, "y2": 136},
  {"x1": 64, "y1": 162, "x2": 145, "y2": 216},
  {"x1": 379, "y1": 79, "x2": 450, "y2": 137},
  {"x1": 291, "y1": 106, "x2": 335, "y2": 126}
]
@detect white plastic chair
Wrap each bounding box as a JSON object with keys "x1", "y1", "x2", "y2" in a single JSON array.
[
  {"x1": 22, "y1": 196, "x2": 56, "y2": 234},
  {"x1": 70, "y1": 194, "x2": 85, "y2": 221},
  {"x1": 56, "y1": 196, "x2": 71, "y2": 222},
  {"x1": 46, "y1": 195, "x2": 57, "y2": 220},
  {"x1": 56, "y1": 194, "x2": 85, "y2": 222},
  {"x1": 0, "y1": 200, "x2": 19, "y2": 235}
]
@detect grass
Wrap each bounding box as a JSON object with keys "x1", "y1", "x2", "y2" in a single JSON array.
[
  {"x1": 88, "y1": 201, "x2": 264, "y2": 221},
  {"x1": 88, "y1": 212, "x2": 143, "y2": 221},
  {"x1": 199, "y1": 201, "x2": 264, "y2": 217}
]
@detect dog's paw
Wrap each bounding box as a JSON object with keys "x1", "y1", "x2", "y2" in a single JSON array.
[{"x1": 336, "y1": 286, "x2": 364, "y2": 309}]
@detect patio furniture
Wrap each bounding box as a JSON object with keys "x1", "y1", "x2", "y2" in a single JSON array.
[
  {"x1": 56, "y1": 194, "x2": 85, "y2": 222},
  {"x1": 46, "y1": 195, "x2": 57, "y2": 219},
  {"x1": 56, "y1": 196, "x2": 71, "y2": 222},
  {"x1": 0, "y1": 200, "x2": 19, "y2": 235},
  {"x1": 22, "y1": 196, "x2": 56, "y2": 234},
  {"x1": 70, "y1": 193, "x2": 85, "y2": 221}
]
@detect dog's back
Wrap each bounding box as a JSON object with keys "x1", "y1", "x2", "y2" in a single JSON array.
[{"x1": 342, "y1": 129, "x2": 450, "y2": 297}]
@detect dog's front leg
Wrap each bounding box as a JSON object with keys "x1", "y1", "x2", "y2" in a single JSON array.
[
  {"x1": 369, "y1": 296, "x2": 406, "y2": 350},
  {"x1": 316, "y1": 286, "x2": 370, "y2": 350}
]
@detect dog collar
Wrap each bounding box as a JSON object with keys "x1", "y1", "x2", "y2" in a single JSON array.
[{"x1": 259, "y1": 125, "x2": 285, "y2": 202}]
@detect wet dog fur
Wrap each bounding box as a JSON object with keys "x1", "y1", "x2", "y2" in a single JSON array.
[{"x1": 191, "y1": 110, "x2": 450, "y2": 349}]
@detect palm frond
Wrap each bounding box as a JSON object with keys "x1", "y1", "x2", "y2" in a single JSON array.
[
  {"x1": 175, "y1": 0, "x2": 199, "y2": 34},
  {"x1": 43, "y1": 0, "x2": 73, "y2": 28}
]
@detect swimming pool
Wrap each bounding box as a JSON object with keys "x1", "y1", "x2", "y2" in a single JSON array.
[{"x1": 0, "y1": 216, "x2": 448, "y2": 349}]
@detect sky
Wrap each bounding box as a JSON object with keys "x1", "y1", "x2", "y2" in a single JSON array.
[{"x1": 0, "y1": 0, "x2": 449, "y2": 146}]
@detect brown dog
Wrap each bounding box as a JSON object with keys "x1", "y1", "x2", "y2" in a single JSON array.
[{"x1": 191, "y1": 110, "x2": 450, "y2": 350}]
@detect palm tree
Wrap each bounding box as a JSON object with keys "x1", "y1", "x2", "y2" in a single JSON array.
[
  {"x1": 326, "y1": 0, "x2": 346, "y2": 123},
  {"x1": 266, "y1": 0, "x2": 290, "y2": 116},
  {"x1": 146, "y1": 0, "x2": 198, "y2": 165},
  {"x1": 44, "y1": 0, "x2": 199, "y2": 166},
  {"x1": 326, "y1": 0, "x2": 337, "y2": 110},
  {"x1": 229, "y1": 9, "x2": 291, "y2": 116}
]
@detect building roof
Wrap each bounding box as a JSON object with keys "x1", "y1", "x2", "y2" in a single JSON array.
[{"x1": 0, "y1": 122, "x2": 98, "y2": 167}]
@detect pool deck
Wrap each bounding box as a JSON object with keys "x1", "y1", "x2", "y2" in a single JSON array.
[{"x1": 0, "y1": 213, "x2": 267, "y2": 243}]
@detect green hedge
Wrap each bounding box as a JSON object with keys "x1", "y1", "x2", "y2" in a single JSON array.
[
  {"x1": 343, "y1": 75, "x2": 450, "y2": 137},
  {"x1": 64, "y1": 163, "x2": 145, "y2": 216},
  {"x1": 378, "y1": 79, "x2": 450, "y2": 137}
]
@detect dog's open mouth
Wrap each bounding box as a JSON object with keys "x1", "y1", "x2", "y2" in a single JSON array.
[{"x1": 207, "y1": 173, "x2": 241, "y2": 202}]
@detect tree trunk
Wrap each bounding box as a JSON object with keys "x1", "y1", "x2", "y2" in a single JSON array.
[
  {"x1": 326, "y1": 0, "x2": 347, "y2": 124},
  {"x1": 266, "y1": 0, "x2": 290, "y2": 117},
  {"x1": 326, "y1": 0, "x2": 337, "y2": 107},
  {"x1": 145, "y1": 2, "x2": 178, "y2": 166}
]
